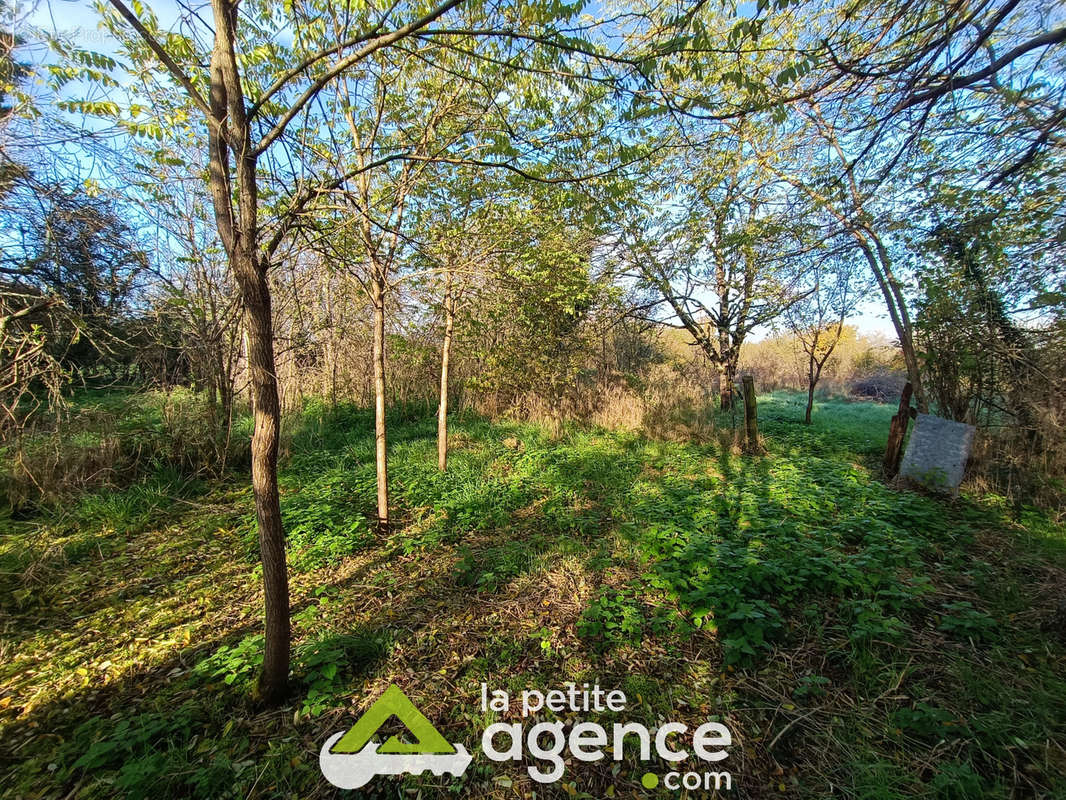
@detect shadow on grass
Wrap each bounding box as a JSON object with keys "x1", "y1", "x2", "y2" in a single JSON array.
[{"x1": 3, "y1": 403, "x2": 1065, "y2": 799}]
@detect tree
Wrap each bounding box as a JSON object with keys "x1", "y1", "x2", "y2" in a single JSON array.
[
  {"x1": 404, "y1": 168, "x2": 541, "y2": 470},
  {"x1": 622, "y1": 121, "x2": 810, "y2": 409},
  {"x1": 759, "y1": 103, "x2": 929, "y2": 412},
  {"x1": 916, "y1": 214, "x2": 1046, "y2": 433},
  {"x1": 5, "y1": 186, "x2": 147, "y2": 370},
  {"x1": 635, "y1": 1, "x2": 1064, "y2": 418},
  {"x1": 318, "y1": 58, "x2": 481, "y2": 531},
  {"x1": 0, "y1": 5, "x2": 79, "y2": 436},
  {"x1": 0, "y1": 291, "x2": 66, "y2": 434},
  {"x1": 784, "y1": 247, "x2": 867, "y2": 423},
  {"x1": 411, "y1": 174, "x2": 508, "y2": 472},
  {"x1": 98, "y1": 0, "x2": 482, "y2": 703},
  {"x1": 806, "y1": 0, "x2": 1066, "y2": 187},
  {"x1": 467, "y1": 207, "x2": 611, "y2": 427},
  {"x1": 92, "y1": 0, "x2": 638, "y2": 701}
]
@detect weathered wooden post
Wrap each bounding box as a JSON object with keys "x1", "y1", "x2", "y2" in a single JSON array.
[
  {"x1": 883, "y1": 381, "x2": 916, "y2": 478},
  {"x1": 741, "y1": 375, "x2": 759, "y2": 452}
]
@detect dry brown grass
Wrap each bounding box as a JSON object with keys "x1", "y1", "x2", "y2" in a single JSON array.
[
  {"x1": 965, "y1": 425, "x2": 1066, "y2": 512},
  {"x1": 0, "y1": 389, "x2": 250, "y2": 511}
]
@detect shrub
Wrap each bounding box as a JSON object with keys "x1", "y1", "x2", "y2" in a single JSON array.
[{"x1": 0, "y1": 388, "x2": 251, "y2": 511}]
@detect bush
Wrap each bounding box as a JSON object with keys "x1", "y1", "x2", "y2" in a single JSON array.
[
  {"x1": 0, "y1": 388, "x2": 250, "y2": 511},
  {"x1": 851, "y1": 371, "x2": 906, "y2": 402}
]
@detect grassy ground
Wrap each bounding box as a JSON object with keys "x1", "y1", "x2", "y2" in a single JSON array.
[{"x1": 1, "y1": 393, "x2": 1064, "y2": 799}]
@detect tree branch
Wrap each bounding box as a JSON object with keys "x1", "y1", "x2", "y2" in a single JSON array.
[{"x1": 105, "y1": 0, "x2": 213, "y2": 119}]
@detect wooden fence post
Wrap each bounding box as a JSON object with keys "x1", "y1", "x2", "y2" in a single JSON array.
[
  {"x1": 741, "y1": 375, "x2": 759, "y2": 452},
  {"x1": 883, "y1": 381, "x2": 916, "y2": 478}
]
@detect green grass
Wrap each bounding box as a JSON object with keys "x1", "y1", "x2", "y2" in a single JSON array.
[{"x1": 1, "y1": 392, "x2": 1064, "y2": 799}]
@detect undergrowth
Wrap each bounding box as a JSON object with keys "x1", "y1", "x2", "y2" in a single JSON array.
[{"x1": 0, "y1": 391, "x2": 1064, "y2": 799}]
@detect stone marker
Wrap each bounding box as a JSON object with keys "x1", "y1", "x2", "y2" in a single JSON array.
[{"x1": 898, "y1": 413, "x2": 976, "y2": 495}]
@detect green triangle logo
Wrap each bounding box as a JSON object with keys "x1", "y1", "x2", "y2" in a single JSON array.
[{"x1": 330, "y1": 685, "x2": 456, "y2": 755}]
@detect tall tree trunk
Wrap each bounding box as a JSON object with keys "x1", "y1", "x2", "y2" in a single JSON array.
[
  {"x1": 217, "y1": 363, "x2": 234, "y2": 472},
  {"x1": 717, "y1": 275, "x2": 734, "y2": 409},
  {"x1": 870, "y1": 234, "x2": 927, "y2": 413},
  {"x1": 805, "y1": 357, "x2": 823, "y2": 425},
  {"x1": 112, "y1": 0, "x2": 343, "y2": 705},
  {"x1": 235, "y1": 253, "x2": 289, "y2": 704},
  {"x1": 371, "y1": 265, "x2": 389, "y2": 534},
  {"x1": 208, "y1": 0, "x2": 288, "y2": 704},
  {"x1": 804, "y1": 334, "x2": 817, "y2": 424},
  {"x1": 820, "y1": 122, "x2": 926, "y2": 413},
  {"x1": 437, "y1": 270, "x2": 454, "y2": 472},
  {"x1": 717, "y1": 359, "x2": 734, "y2": 410},
  {"x1": 330, "y1": 341, "x2": 338, "y2": 409},
  {"x1": 777, "y1": 118, "x2": 928, "y2": 414},
  {"x1": 852, "y1": 238, "x2": 926, "y2": 412},
  {"x1": 719, "y1": 352, "x2": 738, "y2": 410},
  {"x1": 206, "y1": 360, "x2": 219, "y2": 429}
]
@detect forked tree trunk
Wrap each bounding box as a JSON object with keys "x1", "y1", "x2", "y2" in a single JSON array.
[
  {"x1": 717, "y1": 328, "x2": 734, "y2": 409},
  {"x1": 777, "y1": 120, "x2": 928, "y2": 415},
  {"x1": 870, "y1": 236, "x2": 927, "y2": 414},
  {"x1": 209, "y1": 0, "x2": 289, "y2": 704},
  {"x1": 818, "y1": 125, "x2": 926, "y2": 413},
  {"x1": 437, "y1": 270, "x2": 455, "y2": 472},
  {"x1": 883, "y1": 381, "x2": 915, "y2": 478},
  {"x1": 370, "y1": 266, "x2": 389, "y2": 534},
  {"x1": 805, "y1": 343, "x2": 818, "y2": 424}
]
